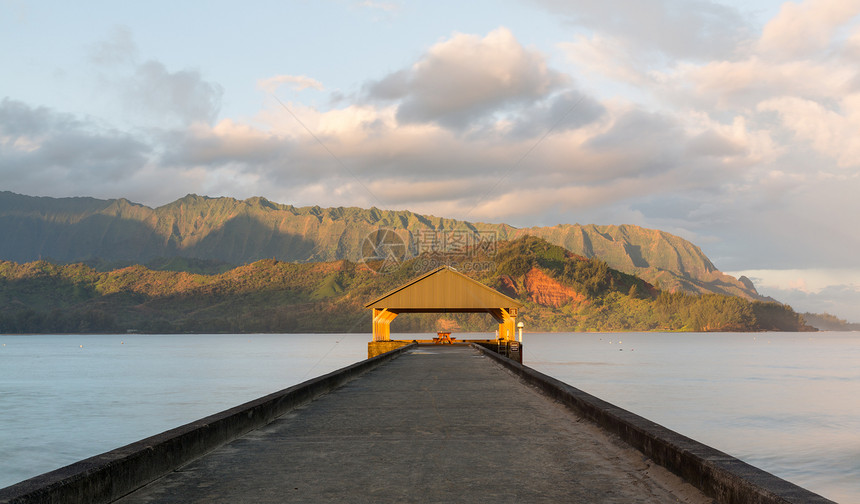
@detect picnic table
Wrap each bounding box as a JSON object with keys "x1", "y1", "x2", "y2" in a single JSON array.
[{"x1": 433, "y1": 331, "x2": 456, "y2": 344}]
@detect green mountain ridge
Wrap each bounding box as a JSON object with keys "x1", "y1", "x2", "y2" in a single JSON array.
[
  {"x1": 0, "y1": 236, "x2": 811, "y2": 334},
  {"x1": 0, "y1": 191, "x2": 760, "y2": 301}
]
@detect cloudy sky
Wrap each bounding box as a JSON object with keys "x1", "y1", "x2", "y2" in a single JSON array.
[{"x1": 2, "y1": 0, "x2": 860, "y2": 321}]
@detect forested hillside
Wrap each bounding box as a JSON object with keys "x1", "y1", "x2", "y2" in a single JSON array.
[{"x1": 0, "y1": 237, "x2": 811, "y2": 334}]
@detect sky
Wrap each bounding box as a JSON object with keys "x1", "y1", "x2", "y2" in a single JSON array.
[{"x1": 2, "y1": 0, "x2": 860, "y2": 321}]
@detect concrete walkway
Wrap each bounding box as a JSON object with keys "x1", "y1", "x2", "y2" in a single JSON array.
[{"x1": 116, "y1": 346, "x2": 711, "y2": 503}]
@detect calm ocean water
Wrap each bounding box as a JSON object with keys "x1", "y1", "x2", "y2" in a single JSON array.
[{"x1": 1, "y1": 332, "x2": 858, "y2": 502}]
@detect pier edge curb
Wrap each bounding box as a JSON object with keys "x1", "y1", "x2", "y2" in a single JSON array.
[
  {"x1": 0, "y1": 343, "x2": 416, "y2": 504},
  {"x1": 472, "y1": 343, "x2": 835, "y2": 504}
]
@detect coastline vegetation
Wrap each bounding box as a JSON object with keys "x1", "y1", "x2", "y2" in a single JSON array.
[{"x1": 0, "y1": 236, "x2": 813, "y2": 334}]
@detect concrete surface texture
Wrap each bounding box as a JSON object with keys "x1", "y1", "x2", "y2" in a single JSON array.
[{"x1": 115, "y1": 346, "x2": 711, "y2": 503}]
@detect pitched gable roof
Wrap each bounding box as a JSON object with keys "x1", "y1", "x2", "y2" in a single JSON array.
[{"x1": 365, "y1": 266, "x2": 522, "y2": 312}]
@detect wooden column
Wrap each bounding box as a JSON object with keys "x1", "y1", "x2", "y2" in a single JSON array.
[
  {"x1": 494, "y1": 308, "x2": 517, "y2": 341},
  {"x1": 372, "y1": 308, "x2": 398, "y2": 342}
]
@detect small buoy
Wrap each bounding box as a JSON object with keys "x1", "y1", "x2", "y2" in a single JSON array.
[{"x1": 79, "y1": 345, "x2": 83, "y2": 348}]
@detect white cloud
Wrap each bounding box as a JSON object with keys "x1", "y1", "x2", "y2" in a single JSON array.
[
  {"x1": 123, "y1": 61, "x2": 223, "y2": 127},
  {"x1": 89, "y1": 25, "x2": 138, "y2": 66},
  {"x1": 758, "y1": 0, "x2": 860, "y2": 58},
  {"x1": 258, "y1": 75, "x2": 325, "y2": 94},
  {"x1": 0, "y1": 99, "x2": 151, "y2": 188},
  {"x1": 675, "y1": 57, "x2": 857, "y2": 109},
  {"x1": 365, "y1": 27, "x2": 569, "y2": 128},
  {"x1": 758, "y1": 95, "x2": 860, "y2": 168},
  {"x1": 162, "y1": 119, "x2": 284, "y2": 166},
  {"x1": 532, "y1": 0, "x2": 751, "y2": 60},
  {"x1": 559, "y1": 34, "x2": 650, "y2": 86},
  {"x1": 85, "y1": 29, "x2": 223, "y2": 128}
]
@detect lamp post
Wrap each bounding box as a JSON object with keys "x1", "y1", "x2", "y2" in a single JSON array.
[{"x1": 517, "y1": 321, "x2": 524, "y2": 342}]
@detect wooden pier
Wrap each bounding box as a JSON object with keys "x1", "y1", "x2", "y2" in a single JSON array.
[
  {"x1": 114, "y1": 345, "x2": 707, "y2": 503},
  {"x1": 0, "y1": 344, "x2": 836, "y2": 504}
]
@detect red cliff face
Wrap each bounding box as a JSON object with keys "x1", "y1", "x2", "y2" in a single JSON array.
[
  {"x1": 496, "y1": 274, "x2": 519, "y2": 298},
  {"x1": 523, "y1": 268, "x2": 586, "y2": 308}
]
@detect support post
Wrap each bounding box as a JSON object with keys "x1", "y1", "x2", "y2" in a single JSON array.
[
  {"x1": 496, "y1": 308, "x2": 517, "y2": 342},
  {"x1": 372, "y1": 308, "x2": 397, "y2": 342}
]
